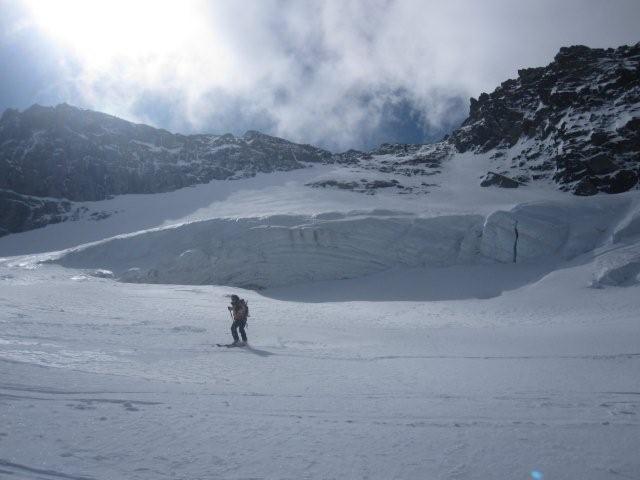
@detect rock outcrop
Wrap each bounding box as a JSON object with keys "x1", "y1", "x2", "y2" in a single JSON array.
[{"x1": 450, "y1": 43, "x2": 640, "y2": 194}]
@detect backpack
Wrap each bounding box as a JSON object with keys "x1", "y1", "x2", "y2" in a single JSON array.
[{"x1": 237, "y1": 299, "x2": 249, "y2": 322}]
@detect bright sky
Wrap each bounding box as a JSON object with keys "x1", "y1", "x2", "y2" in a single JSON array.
[{"x1": 1, "y1": 0, "x2": 639, "y2": 150}]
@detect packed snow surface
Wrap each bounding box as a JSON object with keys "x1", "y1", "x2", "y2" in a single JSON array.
[
  {"x1": 1, "y1": 159, "x2": 639, "y2": 479},
  {"x1": 1, "y1": 258, "x2": 639, "y2": 479}
]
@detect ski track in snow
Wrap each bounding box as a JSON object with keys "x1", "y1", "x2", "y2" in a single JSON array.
[
  {"x1": 0, "y1": 163, "x2": 639, "y2": 479},
  {"x1": 0, "y1": 261, "x2": 639, "y2": 480}
]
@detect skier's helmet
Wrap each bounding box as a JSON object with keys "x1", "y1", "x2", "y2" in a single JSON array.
[{"x1": 230, "y1": 294, "x2": 240, "y2": 304}]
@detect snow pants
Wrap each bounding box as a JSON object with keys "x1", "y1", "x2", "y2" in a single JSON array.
[{"x1": 231, "y1": 319, "x2": 247, "y2": 343}]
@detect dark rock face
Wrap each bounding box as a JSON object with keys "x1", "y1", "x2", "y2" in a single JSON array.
[
  {"x1": 607, "y1": 169, "x2": 638, "y2": 193},
  {"x1": 0, "y1": 191, "x2": 64, "y2": 235},
  {"x1": 0, "y1": 190, "x2": 73, "y2": 235},
  {"x1": 573, "y1": 177, "x2": 599, "y2": 196},
  {"x1": 0, "y1": 189, "x2": 117, "y2": 236},
  {"x1": 335, "y1": 142, "x2": 451, "y2": 178},
  {"x1": 450, "y1": 43, "x2": 640, "y2": 194},
  {"x1": 480, "y1": 172, "x2": 520, "y2": 188},
  {"x1": 0, "y1": 105, "x2": 331, "y2": 202},
  {"x1": 306, "y1": 180, "x2": 361, "y2": 190},
  {"x1": 0, "y1": 104, "x2": 331, "y2": 236},
  {"x1": 585, "y1": 154, "x2": 617, "y2": 175},
  {"x1": 303, "y1": 140, "x2": 451, "y2": 195},
  {"x1": 306, "y1": 178, "x2": 404, "y2": 194}
]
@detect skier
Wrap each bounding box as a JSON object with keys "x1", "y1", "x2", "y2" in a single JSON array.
[{"x1": 227, "y1": 294, "x2": 249, "y2": 346}]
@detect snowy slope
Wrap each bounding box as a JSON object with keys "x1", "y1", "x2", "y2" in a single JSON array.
[
  {"x1": 1, "y1": 146, "x2": 639, "y2": 478},
  {"x1": 1, "y1": 43, "x2": 640, "y2": 480},
  {"x1": 1, "y1": 248, "x2": 639, "y2": 479},
  {"x1": 1, "y1": 152, "x2": 636, "y2": 289}
]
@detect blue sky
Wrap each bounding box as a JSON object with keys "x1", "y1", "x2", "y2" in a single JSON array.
[{"x1": 1, "y1": 0, "x2": 639, "y2": 151}]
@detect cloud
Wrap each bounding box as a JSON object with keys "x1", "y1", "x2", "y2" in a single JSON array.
[{"x1": 3, "y1": 0, "x2": 640, "y2": 150}]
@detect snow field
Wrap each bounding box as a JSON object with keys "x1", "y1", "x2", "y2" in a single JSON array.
[
  {"x1": 0, "y1": 258, "x2": 639, "y2": 479},
  {"x1": 1, "y1": 156, "x2": 639, "y2": 479}
]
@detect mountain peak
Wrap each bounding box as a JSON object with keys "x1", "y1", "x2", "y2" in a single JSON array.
[{"x1": 449, "y1": 41, "x2": 640, "y2": 195}]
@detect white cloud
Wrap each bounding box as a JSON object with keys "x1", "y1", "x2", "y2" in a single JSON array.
[{"x1": 11, "y1": 0, "x2": 640, "y2": 150}]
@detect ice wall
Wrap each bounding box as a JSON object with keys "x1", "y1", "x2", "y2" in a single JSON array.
[
  {"x1": 57, "y1": 213, "x2": 483, "y2": 288},
  {"x1": 480, "y1": 199, "x2": 629, "y2": 263},
  {"x1": 54, "y1": 195, "x2": 638, "y2": 289}
]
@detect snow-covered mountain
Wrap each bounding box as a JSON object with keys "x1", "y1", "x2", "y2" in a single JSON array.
[
  {"x1": 2, "y1": 43, "x2": 639, "y2": 236},
  {"x1": 0, "y1": 103, "x2": 330, "y2": 235},
  {"x1": 2, "y1": 43, "x2": 640, "y2": 480},
  {"x1": 317, "y1": 43, "x2": 640, "y2": 196},
  {"x1": 450, "y1": 43, "x2": 640, "y2": 195},
  {"x1": 2, "y1": 136, "x2": 640, "y2": 480}
]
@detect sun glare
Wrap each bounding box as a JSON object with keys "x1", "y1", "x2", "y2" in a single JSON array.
[{"x1": 21, "y1": 0, "x2": 233, "y2": 85}]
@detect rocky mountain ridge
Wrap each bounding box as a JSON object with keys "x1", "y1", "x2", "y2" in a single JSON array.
[
  {"x1": 0, "y1": 103, "x2": 330, "y2": 202},
  {"x1": 0, "y1": 104, "x2": 331, "y2": 235},
  {"x1": 303, "y1": 43, "x2": 639, "y2": 197},
  {"x1": 449, "y1": 42, "x2": 640, "y2": 194},
  {"x1": 1, "y1": 42, "x2": 639, "y2": 237}
]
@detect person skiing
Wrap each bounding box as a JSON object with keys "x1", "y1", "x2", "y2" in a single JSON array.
[{"x1": 228, "y1": 294, "x2": 249, "y2": 346}]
